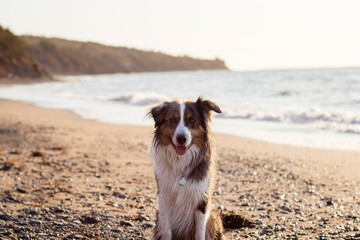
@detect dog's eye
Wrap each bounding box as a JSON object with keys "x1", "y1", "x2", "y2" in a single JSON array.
[
  {"x1": 169, "y1": 118, "x2": 177, "y2": 124},
  {"x1": 188, "y1": 117, "x2": 195, "y2": 124}
]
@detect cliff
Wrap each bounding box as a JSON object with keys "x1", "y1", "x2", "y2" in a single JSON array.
[
  {"x1": 0, "y1": 26, "x2": 50, "y2": 80},
  {"x1": 22, "y1": 36, "x2": 228, "y2": 75},
  {"x1": 0, "y1": 25, "x2": 227, "y2": 80}
]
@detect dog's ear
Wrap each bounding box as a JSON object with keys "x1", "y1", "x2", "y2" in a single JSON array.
[
  {"x1": 148, "y1": 103, "x2": 169, "y2": 128},
  {"x1": 196, "y1": 97, "x2": 222, "y2": 122}
]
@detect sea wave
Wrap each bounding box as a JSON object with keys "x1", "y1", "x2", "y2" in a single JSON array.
[
  {"x1": 57, "y1": 90, "x2": 360, "y2": 134},
  {"x1": 218, "y1": 106, "x2": 360, "y2": 134},
  {"x1": 57, "y1": 91, "x2": 171, "y2": 106},
  {"x1": 111, "y1": 92, "x2": 170, "y2": 106}
]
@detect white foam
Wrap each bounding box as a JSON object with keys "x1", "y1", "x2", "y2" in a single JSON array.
[
  {"x1": 218, "y1": 106, "x2": 360, "y2": 134},
  {"x1": 111, "y1": 92, "x2": 170, "y2": 106}
]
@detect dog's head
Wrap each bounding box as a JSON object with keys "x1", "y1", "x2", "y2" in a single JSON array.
[{"x1": 149, "y1": 97, "x2": 221, "y2": 155}]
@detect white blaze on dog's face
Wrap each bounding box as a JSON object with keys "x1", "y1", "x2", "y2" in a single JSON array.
[
  {"x1": 150, "y1": 97, "x2": 222, "y2": 156},
  {"x1": 172, "y1": 102, "x2": 192, "y2": 155}
]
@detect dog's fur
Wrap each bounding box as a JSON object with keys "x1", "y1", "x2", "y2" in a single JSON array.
[{"x1": 149, "y1": 97, "x2": 224, "y2": 240}]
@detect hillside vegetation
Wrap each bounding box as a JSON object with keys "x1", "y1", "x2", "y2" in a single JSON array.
[
  {"x1": 0, "y1": 24, "x2": 227, "y2": 80},
  {"x1": 22, "y1": 36, "x2": 228, "y2": 75},
  {"x1": 0, "y1": 26, "x2": 50, "y2": 79}
]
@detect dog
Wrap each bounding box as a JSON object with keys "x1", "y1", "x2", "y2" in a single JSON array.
[{"x1": 149, "y1": 97, "x2": 224, "y2": 240}]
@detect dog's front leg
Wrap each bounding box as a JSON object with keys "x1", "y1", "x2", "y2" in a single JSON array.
[
  {"x1": 158, "y1": 211, "x2": 172, "y2": 240},
  {"x1": 195, "y1": 210, "x2": 210, "y2": 240},
  {"x1": 158, "y1": 196, "x2": 172, "y2": 240}
]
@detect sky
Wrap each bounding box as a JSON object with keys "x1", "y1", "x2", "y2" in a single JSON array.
[{"x1": 1, "y1": 0, "x2": 360, "y2": 71}]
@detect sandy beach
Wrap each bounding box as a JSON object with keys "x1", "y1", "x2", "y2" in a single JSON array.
[{"x1": 0, "y1": 96, "x2": 360, "y2": 239}]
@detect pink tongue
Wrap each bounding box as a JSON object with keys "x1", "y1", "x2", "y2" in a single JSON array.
[{"x1": 175, "y1": 146, "x2": 187, "y2": 155}]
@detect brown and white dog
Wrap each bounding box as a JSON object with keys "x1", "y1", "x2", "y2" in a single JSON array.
[{"x1": 149, "y1": 97, "x2": 224, "y2": 240}]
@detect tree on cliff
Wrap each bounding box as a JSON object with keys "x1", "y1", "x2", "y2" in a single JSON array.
[{"x1": 0, "y1": 26, "x2": 50, "y2": 80}]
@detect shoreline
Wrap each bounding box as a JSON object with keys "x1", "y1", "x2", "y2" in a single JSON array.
[
  {"x1": 0, "y1": 78, "x2": 57, "y2": 87},
  {"x1": 1, "y1": 97, "x2": 360, "y2": 180},
  {"x1": 1, "y1": 75, "x2": 360, "y2": 153},
  {"x1": 1, "y1": 85, "x2": 360, "y2": 238}
]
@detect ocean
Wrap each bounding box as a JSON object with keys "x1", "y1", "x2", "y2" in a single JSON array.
[{"x1": 1, "y1": 68, "x2": 359, "y2": 151}]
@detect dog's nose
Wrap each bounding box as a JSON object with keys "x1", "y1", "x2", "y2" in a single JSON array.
[{"x1": 176, "y1": 135, "x2": 187, "y2": 145}]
